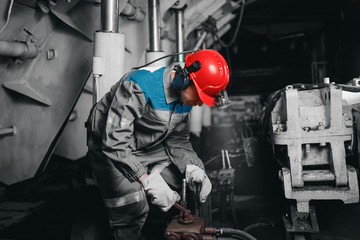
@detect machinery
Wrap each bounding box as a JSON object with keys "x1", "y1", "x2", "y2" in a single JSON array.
[
  {"x1": 2, "y1": 0, "x2": 360, "y2": 239},
  {"x1": 164, "y1": 179, "x2": 257, "y2": 240},
  {"x1": 0, "y1": 0, "x2": 249, "y2": 238},
  {"x1": 266, "y1": 80, "x2": 360, "y2": 239},
  {"x1": 0, "y1": 0, "x2": 243, "y2": 186}
]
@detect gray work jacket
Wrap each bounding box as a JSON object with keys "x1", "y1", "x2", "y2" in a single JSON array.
[{"x1": 87, "y1": 64, "x2": 204, "y2": 182}]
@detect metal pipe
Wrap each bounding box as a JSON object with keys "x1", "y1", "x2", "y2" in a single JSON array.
[
  {"x1": 0, "y1": 126, "x2": 16, "y2": 136},
  {"x1": 121, "y1": 2, "x2": 146, "y2": 22},
  {"x1": 221, "y1": 150, "x2": 226, "y2": 169},
  {"x1": 225, "y1": 150, "x2": 232, "y2": 169},
  {"x1": 182, "y1": 178, "x2": 187, "y2": 202},
  {"x1": 0, "y1": 40, "x2": 37, "y2": 58},
  {"x1": 193, "y1": 31, "x2": 208, "y2": 51},
  {"x1": 101, "y1": 0, "x2": 119, "y2": 32},
  {"x1": 175, "y1": 9, "x2": 184, "y2": 62},
  {"x1": 93, "y1": 75, "x2": 99, "y2": 105},
  {"x1": 148, "y1": 0, "x2": 160, "y2": 51}
]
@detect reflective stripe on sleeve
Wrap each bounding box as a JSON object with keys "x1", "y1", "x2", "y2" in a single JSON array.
[{"x1": 103, "y1": 190, "x2": 146, "y2": 208}]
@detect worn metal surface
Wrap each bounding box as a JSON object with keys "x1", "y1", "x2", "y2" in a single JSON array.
[
  {"x1": 270, "y1": 84, "x2": 359, "y2": 213},
  {"x1": 0, "y1": 1, "x2": 100, "y2": 185},
  {"x1": 0, "y1": 0, "x2": 241, "y2": 185},
  {"x1": 281, "y1": 167, "x2": 359, "y2": 211},
  {"x1": 164, "y1": 216, "x2": 204, "y2": 240}
]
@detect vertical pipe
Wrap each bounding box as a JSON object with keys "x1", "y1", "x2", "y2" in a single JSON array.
[
  {"x1": 102, "y1": 0, "x2": 119, "y2": 32},
  {"x1": 176, "y1": 9, "x2": 184, "y2": 62},
  {"x1": 93, "y1": 75, "x2": 99, "y2": 105},
  {"x1": 148, "y1": 0, "x2": 160, "y2": 51}
]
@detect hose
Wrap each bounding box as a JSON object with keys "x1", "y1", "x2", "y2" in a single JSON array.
[
  {"x1": 0, "y1": 0, "x2": 14, "y2": 35},
  {"x1": 221, "y1": 228, "x2": 258, "y2": 240},
  {"x1": 132, "y1": 50, "x2": 197, "y2": 69},
  {"x1": 243, "y1": 222, "x2": 274, "y2": 233},
  {"x1": 218, "y1": 236, "x2": 249, "y2": 240},
  {"x1": 213, "y1": 0, "x2": 245, "y2": 48},
  {"x1": 217, "y1": 237, "x2": 243, "y2": 240}
]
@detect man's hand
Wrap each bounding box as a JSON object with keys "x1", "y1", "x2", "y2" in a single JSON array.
[
  {"x1": 185, "y1": 165, "x2": 212, "y2": 203},
  {"x1": 141, "y1": 171, "x2": 180, "y2": 212}
]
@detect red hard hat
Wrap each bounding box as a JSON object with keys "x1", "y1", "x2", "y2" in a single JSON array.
[{"x1": 185, "y1": 49, "x2": 229, "y2": 107}]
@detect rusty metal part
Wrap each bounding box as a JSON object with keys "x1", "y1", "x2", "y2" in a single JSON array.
[
  {"x1": 164, "y1": 216, "x2": 204, "y2": 240},
  {"x1": 173, "y1": 202, "x2": 190, "y2": 214},
  {"x1": 173, "y1": 202, "x2": 194, "y2": 224}
]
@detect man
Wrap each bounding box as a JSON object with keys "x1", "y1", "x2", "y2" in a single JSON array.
[{"x1": 86, "y1": 49, "x2": 230, "y2": 239}]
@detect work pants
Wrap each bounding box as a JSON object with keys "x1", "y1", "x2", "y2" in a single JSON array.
[{"x1": 88, "y1": 145, "x2": 182, "y2": 240}]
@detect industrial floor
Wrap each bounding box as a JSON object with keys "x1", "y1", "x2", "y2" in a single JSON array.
[{"x1": 1, "y1": 155, "x2": 360, "y2": 240}]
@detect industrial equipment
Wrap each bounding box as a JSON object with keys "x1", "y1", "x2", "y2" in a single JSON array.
[
  {"x1": 266, "y1": 81, "x2": 360, "y2": 240},
  {"x1": 0, "y1": 0, "x2": 244, "y2": 238},
  {"x1": 165, "y1": 179, "x2": 257, "y2": 240}
]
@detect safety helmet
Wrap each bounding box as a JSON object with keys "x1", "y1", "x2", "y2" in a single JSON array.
[{"x1": 185, "y1": 49, "x2": 230, "y2": 107}]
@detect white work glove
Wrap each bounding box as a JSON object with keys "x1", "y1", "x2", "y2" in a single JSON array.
[
  {"x1": 185, "y1": 165, "x2": 212, "y2": 203},
  {"x1": 142, "y1": 170, "x2": 181, "y2": 212}
]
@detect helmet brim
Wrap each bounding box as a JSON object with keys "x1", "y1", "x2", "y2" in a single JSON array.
[{"x1": 193, "y1": 81, "x2": 215, "y2": 107}]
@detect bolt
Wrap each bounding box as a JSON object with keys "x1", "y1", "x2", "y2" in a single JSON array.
[
  {"x1": 318, "y1": 122, "x2": 325, "y2": 130},
  {"x1": 305, "y1": 144, "x2": 310, "y2": 154},
  {"x1": 303, "y1": 127, "x2": 310, "y2": 132}
]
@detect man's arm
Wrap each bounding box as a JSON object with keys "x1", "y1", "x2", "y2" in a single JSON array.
[
  {"x1": 101, "y1": 80, "x2": 148, "y2": 183},
  {"x1": 163, "y1": 114, "x2": 211, "y2": 203},
  {"x1": 163, "y1": 114, "x2": 205, "y2": 174}
]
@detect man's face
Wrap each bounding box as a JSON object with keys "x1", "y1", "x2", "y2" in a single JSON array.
[{"x1": 181, "y1": 82, "x2": 203, "y2": 107}]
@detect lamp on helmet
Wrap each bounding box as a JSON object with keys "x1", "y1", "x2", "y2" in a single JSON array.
[{"x1": 215, "y1": 90, "x2": 231, "y2": 109}]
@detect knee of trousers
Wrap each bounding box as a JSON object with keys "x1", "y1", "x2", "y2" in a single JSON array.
[{"x1": 107, "y1": 194, "x2": 149, "y2": 228}]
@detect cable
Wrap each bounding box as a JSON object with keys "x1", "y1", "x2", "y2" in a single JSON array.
[
  {"x1": 213, "y1": 0, "x2": 245, "y2": 48},
  {"x1": 0, "y1": 0, "x2": 14, "y2": 36},
  {"x1": 132, "y1": 50, "x2": 198, "y2": 69},
  {"x1": 243, "y1": 222, "x2": 274, "y2": 233},
  {"x1": 221, "y1": 228, "x2": 258, "y2": 240}
]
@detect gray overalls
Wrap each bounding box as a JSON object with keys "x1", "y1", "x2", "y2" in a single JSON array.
[{"x1": 86, "y1": 64, "x2": 204, "y2": 239}]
